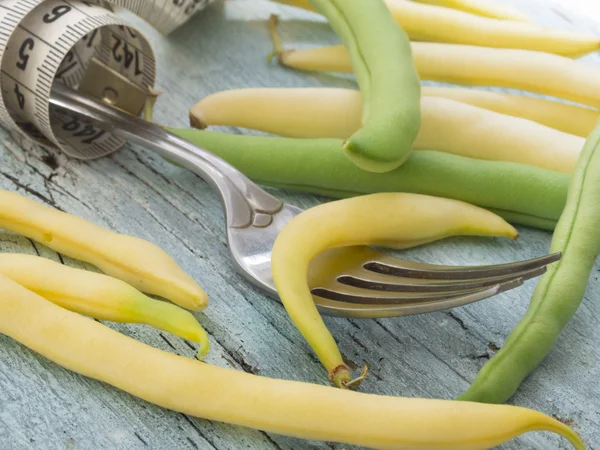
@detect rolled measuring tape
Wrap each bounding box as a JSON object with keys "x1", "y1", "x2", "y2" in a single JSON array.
[{"x1": 0, "y1": 0, "x2": 214, "y2": 159}]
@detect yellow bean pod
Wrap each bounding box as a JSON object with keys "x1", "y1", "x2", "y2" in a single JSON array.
[
  {"x1": 276, "y1": 0, "x2": 598, "y2": 57},
  {"x1": 0, "y1": 189, "x2": 207, "y2": 310},
  {"x1": 422, "y1": 86, "x2": 599, "y2": 138},
  {"x1": 190, "y1": 88, "x2": 584, "y2": 173},
  {"x1": 0, "y1": 274, "x2": 584, "y2": 450},
  {"x1": 272, "y1": 193, "x2": 518, "y2": 387},
  {"x1": 413, "y1": 0, "x2": 532, "y2": 22},
  {"x1": 417, "y1": 96, "x2": 583, "y2": 173},
  {"x1": 276, "y1": 42, "x2": 600, "y2": 109},
  {"x1": 0, "y1": 254, "x2": 209, "y2": 358}
]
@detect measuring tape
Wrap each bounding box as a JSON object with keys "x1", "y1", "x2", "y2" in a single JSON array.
[{"x1": 0, "y1": 0, "x2": 214, "y2": 159}]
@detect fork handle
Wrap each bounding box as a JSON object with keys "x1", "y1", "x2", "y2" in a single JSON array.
[{"x1": 49, "y1": 83, "x2": 283, "y2": 229}]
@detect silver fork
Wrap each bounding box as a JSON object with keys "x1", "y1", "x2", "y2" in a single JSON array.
[{"x1": 49, "y1": 83, "x2": 560, "y2": 318}]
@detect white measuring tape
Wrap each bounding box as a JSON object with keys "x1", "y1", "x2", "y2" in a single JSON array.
[{"x1": 0, "y1": 0, "x2": 214, "y2": 159}]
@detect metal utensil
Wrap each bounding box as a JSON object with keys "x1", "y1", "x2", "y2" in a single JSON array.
[{"x1": 49, "y1": 83, "x2": 559, "y2": 318}]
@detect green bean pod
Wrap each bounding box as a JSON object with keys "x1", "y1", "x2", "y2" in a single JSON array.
[
  {"x1": 170, "y1": 129, "x2": 567, "y2": 229},
  {"x1": 460, "y1": 120, "x2": 600, "y2": 404},
  {"x1": 307, "y1": 0, "x2": 421, "y2": 173}
]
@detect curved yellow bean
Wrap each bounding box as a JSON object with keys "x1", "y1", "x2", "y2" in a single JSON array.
[
  {"x1": 0, "y1": 274, "x2": 584, "y2": 449},
  {"x1": 0, "y1": 189, "x2": 206, "y2": 310},
  {"x1": 190, "y1": 88, "x2": 584, "y2": 173},
  {"x1": 272, "y1": 193, "x2": 518, "y2": 387},
  {"x1": 422, "y1": 86, "x2": 599, "y2": 138},
  {"x1": 0, "y1": 254, "x2": 209, "y2": 358}
]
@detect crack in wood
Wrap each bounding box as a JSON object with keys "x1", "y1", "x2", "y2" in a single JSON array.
[
  {"x1": 111, "y1": 186, "x2": 207, "y2": 261},
  {"x1": 370, "y1": 370, "x2": 384, "y2": 382},
  {"x1": 347, "y1": 320, "x2": 361, "y2": 330},
  {"x1": 158, "y1": 326, "x2": 259, "y2": 379},
  {"x1": 174, "y1": 317, "x2": 260, "y2": 375},
  {"x1": 158, "y1": 333, "x2": 178, "y2": 351},
  {"x1": 223, "y1": 356, "x2": 239, "y2": 370},
  {"x1": 186, "y1": 436, "x2": 199, "y2": 449},
  {"x1": 180, "y1": 414, "x2": 218, "y2": 450},
  {"x1": 43, "y1": 178, "x2": 92, "y2": 211},
  {"x1": 341, "y1": 352, "x2": 360, "y2": 370},
  {"x1": 13, "y1": 155, "x2": 93, "y2": 212},
  {"x1": 41, "y1": 153, "x2": 59, "y2": 171},
  {"x1": 350, "y1": 334, "x2": 368, "y2": 353},
  {"x1": 446, "y1": 312, "x2": 468, "y2": 331},
  {"x1": 228, "y1": 347, "x2": 257, "y2": 374},
  {"x1": 26, "y1": 238, "x2": 40, "y2": 256},
  {"x1": 259, "y1": 431, "x2": 284, "y2": 450},
  {"x1": 0, "y1": 171, "x2": 63, "y2": 210},
  {"x1": 487, "y1": 342, "x2": 500, "y2": 352},
  {"x1": 183, "y1": 340, "x2": 198, "y2": 352},
  {"x1": 114, "y1": 154, "x2": 220, "y2": 241},
  {"x1": 21, "y1": 158, "x2": 53, "y2": 181},
  {"x1": 110, "y1": 157, "x2": 201, "y2": 227},
  {"x1": 129, "y1": 150, "x2": 222, "y2": 224},
  {"x1": 133, "y1": 431, "x2": 148, "y2": 446},
  {"x1": 132, "y1": 151, "x2": 172, "y2": 185}
]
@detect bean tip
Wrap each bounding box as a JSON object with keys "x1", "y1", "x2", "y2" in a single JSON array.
[
  {"x1": 189, "y1": 110, "x2": 207, "y2": 130},
  {"x1": 329, "y1": 363, "x2": 359, "y2": 389},
  {"x1": 267, "y1": 14, "x2": 284, "y2": 64},
  {"x1": 196, "y1": 340, "x2": 210, "y2": 360}
]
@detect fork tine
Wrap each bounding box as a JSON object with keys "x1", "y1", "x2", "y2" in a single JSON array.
[
  {"x1": 312, "y1": 277, "x2": 523, "y2": 305},
  {"x1": 337, "y1": 265, "x2": 546, "y2": 293},
  {"x1": 364, "y1": 252, "x2": 561, "y2": 280},
  {"x1": 312, "y1": 278, "x2": 523, "y2": 316}
]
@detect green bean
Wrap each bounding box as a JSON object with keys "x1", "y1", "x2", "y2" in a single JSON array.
[
  {"x1": 170, "y1": 129, "x2": 567, "y2": 229},
  {"x1": 460, "y1": 120, "x2": 600, "y2": 404},
  {"x1": 307, "y1": 0, "x2": 421, "y2": 173}
]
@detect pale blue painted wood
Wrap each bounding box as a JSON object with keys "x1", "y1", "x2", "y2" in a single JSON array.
[{"x1": 0, "y1": 0, "x2": 598, "y2": 449}]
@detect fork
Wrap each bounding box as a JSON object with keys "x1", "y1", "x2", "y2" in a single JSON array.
[{"x1": 49, "y1": 82, "x2": 560, "y2": 318}]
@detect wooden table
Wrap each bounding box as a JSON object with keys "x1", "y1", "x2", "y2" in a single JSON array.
[{"x1": 0, "y1": 0, "x2": 598, "y2": 448}]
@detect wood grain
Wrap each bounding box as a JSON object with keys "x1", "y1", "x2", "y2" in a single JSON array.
[{"x1": 0, "y1": 0, "x2": 598, "y2": 448}]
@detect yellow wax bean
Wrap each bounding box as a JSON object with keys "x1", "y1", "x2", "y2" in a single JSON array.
[
  {"x1": 0, "y1": 273, "x2": 584, "y2": 449},
  {"x1": 0, "y1": 189, "x2": 207, "y2": 310},
  {"x1": 191, "y1": 88, "x2": 583, "y2": 173},
  {"x1": 422, "y1": 86, "x2": 599, "y2": 138},
  {"x1": 275, "y1": 0, "x2": 597, "y2": 56},
  {"x1": 0, "y1": 254, "x2": 209, "y2": 358},
  {"x1": 272, "y1": 193, "x2": 517, "y2": 387},
  {"x1": 413, "y1": 0, "x2": 532, "y2": 22},
  {"x1": 277, "y1": 42, "x2": 600, "y2": 109}
]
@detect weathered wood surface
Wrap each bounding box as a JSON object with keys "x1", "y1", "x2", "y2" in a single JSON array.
[{"x1": 0, "y1": 0, "x2": 599, "y2": 448}]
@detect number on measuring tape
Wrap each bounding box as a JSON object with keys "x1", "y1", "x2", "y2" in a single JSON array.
[{"x1": 0, "y1": 0, "x2": 215, "y2": 159}]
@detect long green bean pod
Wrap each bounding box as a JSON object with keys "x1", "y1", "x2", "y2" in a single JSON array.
[
  {"x1": 170, "y1": 129, "x2": 567, "y2": 229},
  {"x1": 307, "y1": 0, "x2": 421, "y2": 173},
  {"x1": 460, "y1": 120, "x2": 600, "y2": 404}
]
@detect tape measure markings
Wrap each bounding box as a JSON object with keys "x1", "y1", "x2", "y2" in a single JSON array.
[
  {"x1": 0, "y1": 1, "x2": 154, "y2": 157},
  {"x1": 0, "y1": 0, "x2": 215, "y2": 158}
]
